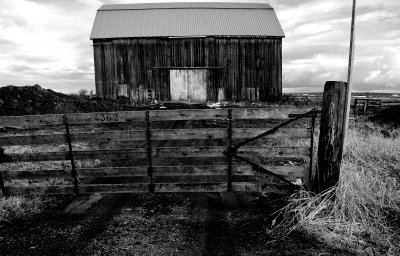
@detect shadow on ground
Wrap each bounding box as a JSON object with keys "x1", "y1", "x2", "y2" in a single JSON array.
[{"x1": 0, "y1": 193, "x2": 354, "y2": 256}]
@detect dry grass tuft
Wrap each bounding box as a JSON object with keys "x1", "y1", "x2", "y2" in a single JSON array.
[
  {"x1": 0, "y1": 196, "x2": 49, "y2": 223},
  {"x1": 269, "y1": 121, "x2": 400, "y2": 253}
]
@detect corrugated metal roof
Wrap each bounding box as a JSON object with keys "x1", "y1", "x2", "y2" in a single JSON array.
[
  {"x1": 99, "y1": 2, "x2": 273, "y2": 10},
  {"x1": 90, "y1": 2, "x2": 285, "y2": 39}
]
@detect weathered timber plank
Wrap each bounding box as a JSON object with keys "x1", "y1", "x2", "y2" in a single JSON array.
[
  {"x1": 154, "y1": 183, "x2": 227, "y2": 192},
  {"x1": 2, "y1": 146, "x2": 309, "y2": 164},
  {"x1": 152, "y1": 146, "x2": 225, "y2": 158},
  {"x1": 1, "y1": 149, "x2": 147, "y2": 163},
  {"x1": 2, "y1": 169, "x2": 72, "y2": 180},
  {"x1": 233, "y1": 128, "x2": 310, "y2": 139},
  {"x1": 153, "y1": 156, "x2": 227, "y2": 166},
  {"x1": 73, "y1": 149, "x2": 148, "y2": 160},
  {"x1": 232, "y1": 165, "x2": 308, "y2": 180},
  {"x1": 153, "y1": 175, "x2": 227, "y2": 183},
  {"x1": 0, "y1": 108, "x2": 312, "y2": 129},
  {"x1": 66, "y1": 111, "x2": 146, "y2": 124},
  {"x1": 80, "y1": 175, "x2": 150, "y2": 184},
  {"x1": 77, "y1": 167, "x2": 148, "y2": 177},
  {"x1": 231, "y1": 182, "x2": 292, "y2": 194},
  {"x1": 151, "y1": 129, "x2": 226, "y2": 140},
  {"x1": 68, "y1": 128, "x2": 308, "y2": 146},
  {"x1": 3, "y1": 185, "x2": 75, "y2": 195},
  {"x1": 70, "y1": 130, "x2": 146, "y2": 143},
  {"x1": 2, "y1": 165, "x2": 308, "y2": 184},
  {"x1": 235, "y1": 147, "x2": 311, "y2": 157},
  {"x1": 149, "y1": 109, "x2": 228, "y2": 121},
  {"x1": 0, "y1": 133, "x2": 66, "y2": 146},
  {"x1": 0, "y1": 111, "x2": 146, "y2": 128},
  {"x1": 153, "y1": 165, "x2": 227, "y2": 175},
  {"x1": 152, "y1": 146, "x2": 310, "y2": 158},
  {"x1": 232, "y1": 108, "x2": 312, "y2": 120},
  {"x1": 148, "y1": 108, "x2": 312, "y2": 121},
  {"x1": 1, "y1": 152, "x2": 70, "y2": 163},
  {"x1": 0, "y1": 114, "x2": 65, "y2": 128},
  {"x1": 78, "y1": 175, "x2": 227, "y2": 184},
  {"x1": 78, "y1": 184, "x2": 149, "y2": 193}
]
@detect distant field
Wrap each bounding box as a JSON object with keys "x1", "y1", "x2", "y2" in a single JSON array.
[{"x1": 284, "y1": 92, "x2": 400, "y2": 110}]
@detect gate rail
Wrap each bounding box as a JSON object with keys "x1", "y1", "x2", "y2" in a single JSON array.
[{"x1": 0, "y1": 107, "x2": 316, "y2": 195}]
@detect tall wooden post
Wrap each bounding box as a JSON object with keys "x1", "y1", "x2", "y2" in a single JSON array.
[
  {"x1": 344, "y1": 0, "x2": 357, "y2": 149},
  {"x1": 313, "y1": 0, "x2": 356, "y2": 193},
  {"x1": 314, "y1": 81, "x2": 349, "y2": 193}
]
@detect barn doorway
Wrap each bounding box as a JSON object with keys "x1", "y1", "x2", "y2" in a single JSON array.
[{"x1": 170, "y1": 69, "x2": 208, "y2": 102}]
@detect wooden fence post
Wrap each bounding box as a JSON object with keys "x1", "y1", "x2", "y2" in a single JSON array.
[
  {"x1": 64, "y1": 115, "x2": 78, "y2": 194},
  {"x1": 314, "y1": 81, "x2": 350, "y2": 193},
  {"x1": 0, "y1": 147, "x2": 5, "y2": 196}
]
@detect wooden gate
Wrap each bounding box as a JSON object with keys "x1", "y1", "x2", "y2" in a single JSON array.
[{"x1": 0, "y1": 108, "x2": 316, "y2": 195}]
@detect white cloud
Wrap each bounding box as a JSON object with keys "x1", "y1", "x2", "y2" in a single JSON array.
[{"x1": 0, "y1": 0, "x2": 400, "y2": 93}]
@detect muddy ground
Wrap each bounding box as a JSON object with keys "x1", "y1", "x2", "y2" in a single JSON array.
[{"x1": 0, "y1": 193, "x2": 354, "y2": 256}]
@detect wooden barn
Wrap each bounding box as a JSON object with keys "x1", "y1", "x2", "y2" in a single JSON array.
[{"x1": 90, "y1": 2, "x2": 285, "y2": 103}]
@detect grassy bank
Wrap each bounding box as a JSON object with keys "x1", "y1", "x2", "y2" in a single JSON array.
[{"x1": 271, "y1": 121, "x2": 400, "y2": 254}]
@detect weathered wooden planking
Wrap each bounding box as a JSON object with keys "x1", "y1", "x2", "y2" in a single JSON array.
[
  {"x1": 154, "y1": 183, "x2": 227, "y2": 192},
  {"x1": 66, "y1": 111, "x2": 146, "y2": 125},
  {"x1": 3, "y1": 182, "x2": 293, "y2": 195},
  {"x1": 153, "y1": 165, "x2": 227, "y2": 176},
  {"x1": 0, "y1": 108, "x2": 312, "y2": 130},
  {"x1": 64, "y1": 127, "x2": 309, "y2": 146},
  {"x1": 152, "y1": 146, "x2": 310, "y2": 158},
  {"x1": 235, "y1": 147, "x2": 310, "y2": 157},
  {"x1": 77, "y1": 167, "x2": 148, "y2": 177},
  {"x1": 79, "y1": 175, "x2": 228, "y2": 184},
  {"x1": 78, "y1": 184, "x2": 149, "y2": 193},
  {"x1": 71, "y1": 130, "x2": 146, "y2": 143},
  {"x1": 2, "y1": 169, "x2": 73, "y2": 180},
  {"x1": 0, "y1": 111, "x2": 146, "y2": 128},
  {"x1": 94, "y1": 38, "x2": 283, "y2": 101},
  {"x1": 3, "y1": 185, "x2": 75, "y2": 195},
  {"x1": 1, "y1": 149, "x2": 146, "y2": 163},
  {"x1": 0, "y1": 114, "x2": 65, "y2": 129},
  {"x1": 73, "y1": 149, "x2": 147, "y2": 160},
  {"x1": 77, "y1": 166, "x2": 226, "y2": 177},
  {"x1": 80, "y1": 175, "x2": 151, "y2": 184},
  {"x1": 149, "y1": 109, "x2": 228, "y2": 121},
  {"x1": 232, "y1": 108, "x2": 313, "y2": 120},
  {"x1": 1, "y1": 152, "x2": 70, "y2": 163},
  {"x1": 2, "y1": 165, "x2": 308, "y2": 184},
  {"x1": 149, "y1": 108, "x2": 311, "y2": 121},
  {"x1": 232, "y1": 165, "x2": 308, "y2": 180},
  {"x1": 233, "y1": 128, "x2": 310, "y2": 139},
  {"x1": 232, "y1": 182, "x2": 293, "y2": 194},
  {"x1": 153, "y1": 175, "x2": 227, "y2": 183},
  {"x1": 0, "y1": 133, "x2": 66, "y2": 146},
  {"x1": 2, "y1": 146, "x2": 309, "y2": 164}
]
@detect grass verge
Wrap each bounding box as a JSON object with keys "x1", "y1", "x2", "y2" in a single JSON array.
[
  {"x1": 0, "y1": 196, "x2": 50, "y2": 223},
  {"x1": 269, "y1": 121, "x2": 400, "y2": 254}
]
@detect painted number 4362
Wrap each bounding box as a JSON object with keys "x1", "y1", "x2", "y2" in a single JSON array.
[{"x1": 94, "y1": 113, "x2": 119, "y2": 122}]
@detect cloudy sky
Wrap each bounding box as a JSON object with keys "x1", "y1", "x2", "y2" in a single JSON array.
[{"x1": 0, "y1": 0, "x2": 399, "y2": 94}]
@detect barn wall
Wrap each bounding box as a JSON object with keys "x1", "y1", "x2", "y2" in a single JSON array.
[{"x1": 93, "y1": 37, "x2": 282, "y2": 102}]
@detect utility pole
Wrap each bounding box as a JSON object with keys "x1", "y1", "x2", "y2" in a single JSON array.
[{"x1": 342, "y1": 0, "x2": 357, "y2": 156}]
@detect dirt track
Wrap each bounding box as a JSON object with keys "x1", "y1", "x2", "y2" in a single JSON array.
[{"x1": 0, "y1": 193, "x2": 353, "y2": 256}]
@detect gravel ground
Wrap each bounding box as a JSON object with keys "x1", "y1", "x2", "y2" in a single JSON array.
[{"x1": 0, "y1": 193, "x2": 354, "y2": 256}]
